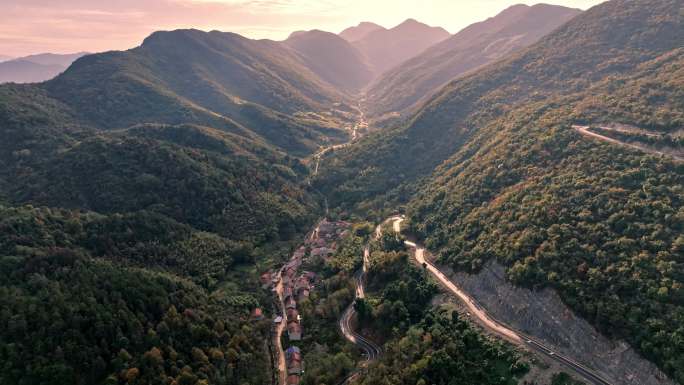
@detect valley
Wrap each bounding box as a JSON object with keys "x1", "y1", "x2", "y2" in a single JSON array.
[{"x1": 0, "y1": 1, "x2": 682, "y2": 385}]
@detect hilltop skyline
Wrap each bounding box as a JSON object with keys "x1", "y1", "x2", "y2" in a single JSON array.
[{"x1": 0, "y1": 0, "x2": 604, "y2": 57}]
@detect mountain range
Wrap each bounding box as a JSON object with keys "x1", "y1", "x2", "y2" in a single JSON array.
[
  {"x1": 345, "y1": 19, "x2": 450, "y2": 76},
  {"x1": 366, "y1": 3, "x2": 582, "y2": 116},
  {"x1": 0, "y1": 1, "x2": 682, "y2": 385},
  {"x1": 0, "y1": 52, "x2": 88, "y2": 83},
  {"x1": 339, "y1": 22, "x2": 384, "y2": 42}
]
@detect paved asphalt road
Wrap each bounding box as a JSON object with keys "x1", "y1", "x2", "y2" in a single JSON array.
[{"x1": 390, "y1": 216, "x2": 614, "y2": 385}]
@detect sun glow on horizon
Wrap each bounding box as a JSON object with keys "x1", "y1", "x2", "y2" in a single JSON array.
[{"x1": 0, "y1": 0, "x2": 605, "y2": 57}]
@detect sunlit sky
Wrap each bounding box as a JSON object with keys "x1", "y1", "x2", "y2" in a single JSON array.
[{"x1": 0, "y1": 0, "x2": 605, "y2": 57}]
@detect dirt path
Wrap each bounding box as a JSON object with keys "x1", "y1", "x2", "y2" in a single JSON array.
[{"x1": 572, "y1": 125, "x2": 683, "y2": 162}]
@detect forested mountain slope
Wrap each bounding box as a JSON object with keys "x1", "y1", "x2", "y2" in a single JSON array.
[
  {"x1": 0, "y1": 205, "x2": 273, "y2": 385},
  {"x1": 38, "y1": 29, "x2": 354, "y2": 156},
  {"x1": 316, "y1": 0, "x2": 682, "y2": 207},
  {"x1": 0, "y1": 28, "x2": 338, "y2": 385},
  {"x1": 0, "y1": 85, "x2": 318, "y2": 244},
  {"x1": 366, "y1": 3, "x2": 581, "y2": 116},
  {"x1": 285, "y1": 30, "x2": 374, "y2": 93},
  {"x1": 316, "y1": 0, "x2": 683, "y2": 381}
]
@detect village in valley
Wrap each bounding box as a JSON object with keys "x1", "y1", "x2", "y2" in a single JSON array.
[{"x1": 255, "y1": 219, "x2": 352, "y2": 385}]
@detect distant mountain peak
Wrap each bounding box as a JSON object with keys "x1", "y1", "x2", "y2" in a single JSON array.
[
  {"x1": 394, "y1": 18, "x2": 439, "y2": 30},
  {"x1": 287, "y1": 29, "x2": 335, "y2": 40},
  {"x1": 339, "y1": 22, "x2": 385, "y2": 42},
  {"x1": 285, "y1": 28, "x2": 373, "y2": 92},
  {"x1": 503, "y1": 3, "x2": 531, "y2": 10},
  {"x1": 349, "y1": 18, "x2": 450, "y2": 76},
  {"x1": 356, "y1": 21, "x2": 384, "y2": 29},
  {"x1": 365, "y1": 3, "x2": 582, "y2": 115},
  {"x1": 0, "y1": 51, "x2": 89, "y2": 83},
  {"x1": 397, "y1": 18, "x2": 422, "y2": 26},
  {"x1": 287, "y1": 30, "x2": 309, "y2": 39}
]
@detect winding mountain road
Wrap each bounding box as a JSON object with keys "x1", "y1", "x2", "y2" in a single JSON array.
[
  {"x1": 337, "y1": 231, "x2": 382, "y2": 384},
  {"x1": 390, "y1": 216, "x2": 614, "y2": 385},
  {"x1": 312, "y1": 104, "x2": 367, "y2": 176}
]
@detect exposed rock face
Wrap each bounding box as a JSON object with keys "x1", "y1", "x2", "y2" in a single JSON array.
[{"x1": 442, "y1": 261, "x2": 674, "y2": 385}]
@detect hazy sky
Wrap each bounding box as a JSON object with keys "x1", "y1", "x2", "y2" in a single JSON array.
[{"x1": 0, "y1": 0, "x2": 606, "y2": 57}]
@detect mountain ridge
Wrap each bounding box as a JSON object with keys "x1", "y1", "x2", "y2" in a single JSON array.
[
  {"x1": 339, "y1": 21, "x2": 385, "y2": 42},
  {"x1": 351, "y1": 18, "x2": 451, "y2": 76},
  {"x1": 0, "y1": 52, "x2": 88, "y2": 83},
  {"x1": 366, "y1": 3, "x2": 582, "y2": 116},
  {"x1": 284, "y1": 29, "x2": 374, "y2": 93},
  {"x1": 36, "y1": 28, "x2": 353, "y2": 156}
]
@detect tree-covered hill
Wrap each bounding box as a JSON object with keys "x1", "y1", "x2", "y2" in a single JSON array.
[
  {"x1": 0, "y1": 82, "x2": 313, "y2": 384},
  {"x1": 0, "y1": 117, "x2": 318, "y2": 245},
  {"x1": 0, "y1": 227, "x2": 271, "y2": 385},
  {"x1": 316, "y1": 0, "x2": 684, "y2": 381},
  {"x1": 22, "y1": 29, "x2": 354, "y2": 156}
]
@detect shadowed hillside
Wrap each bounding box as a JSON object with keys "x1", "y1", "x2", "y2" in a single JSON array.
[{"x1": 285, "y1": 30, "x2": 374, "y2": 93}]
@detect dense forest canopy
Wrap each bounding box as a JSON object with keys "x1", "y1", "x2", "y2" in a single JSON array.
[{"x1": 0, "y1": 23, "x2": 350, "y2": 385}]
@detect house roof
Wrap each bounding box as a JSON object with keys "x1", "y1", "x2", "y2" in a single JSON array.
[
  {"x1": 251, "y1": 308, "x2": 264, "y2": 319},
  {"x1": 285, "y1": 295, "x2": 297, "y2": 306},
  {"x1": 286, "y1": 308, "x2": 298, "y2": 320},
  {"x1": 287, "y1": 321, "x2": 302, "y2": 335}
]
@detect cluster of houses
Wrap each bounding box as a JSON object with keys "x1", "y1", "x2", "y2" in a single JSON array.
[
  {"x1": 261, "y1": 219, "x2": 352, "y2": 385},
  {"x1": 282, "y1": 255, "x2": 314, "y2": 342},
  {"x1": 281, "y1": 251, "x2": 315, "y2": 385},
  {"x1": 309, "y1": 219, "x2": 351, "y2": 259}
]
